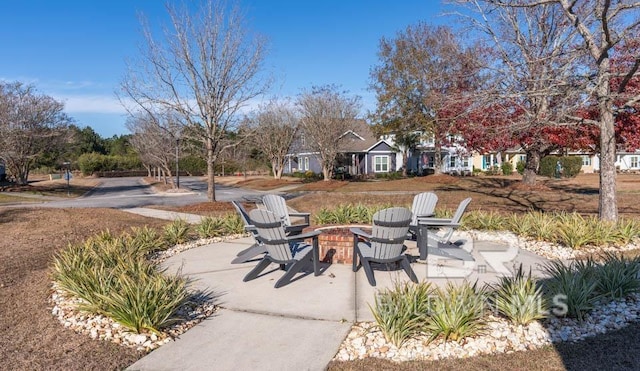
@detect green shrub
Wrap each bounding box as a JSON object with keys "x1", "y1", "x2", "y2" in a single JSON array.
[
  {"x1": 425, "y1": 282, "x2": 486, "y2": 342},
  {"x1": 313, "y1": 203, "x2": 387, "y2": 225},
  {"x1": 371, "y1": 281, "x2": 433, "y2": 347},
  {"x1": 490, "y1": 265, "x2": 547, "y2": 325},
  {"x1": 543, "y1": 260, "x2": 599, "y2": 321},
  {"x1": 501, "y1": 162, "x2": 513, "y2": 175},
  {"x1": 554, "y1": 213, "x2": 594, "y2": 249},
  {"x1": 51, "y1": 234, "x2": 193, "y2": 334},
  {"x1": 539, "y1": 156, "x2": 583, "y2": 178},
  {"x1": 195, "y1": 217, "x2": 225, "y2": 238},
  {"x1": 163, "y1": 219, "x2": 192, "y2": 245},
  {"x1": 462, "y1": 210, "x2": 507, "y2": 231},
  {"x1": 595, "y1": 252, "x2": 640, "y2": 300},
  {"x1": 223, "y1": 214, "x2": 246, "y2": 234},
  {"x1": 97, "y1": 267, "x2": 191, "y2": 334},
  {"x1": 516, "y1": 160, "x2": 526, "y2": 175},
  {"x1": 128, "y1": 226, "x2": 165, "y2": 255}
]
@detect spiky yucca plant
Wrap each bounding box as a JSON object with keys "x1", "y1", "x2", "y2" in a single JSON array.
[
  {"x1": 370, "y1": 281, "x2": 433, "y2": 347},
  {"x1": 425, "y1": 282, "x2": 487, "y2": 342},
  {"x1": 490, "y1": 264, "x2": 547, "y2": 325}
]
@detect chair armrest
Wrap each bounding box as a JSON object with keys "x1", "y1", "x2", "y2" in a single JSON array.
[
  {"x1": 244, "y1": 225, "x2": 257, "y2": 232},
  {"x1": 417, "y1": 217, "x2": 452, "y2": 223},
  {"x1": 289, "y1": 212, "x2": 310, "y2": 224},
  {"x1": 415, "y1": 213, "x2": 435, "y2": 218},
  {"x1": 419, "y1": 220, "x2": 460, "y2": 228},
  {"x1": 350, "y1": 227, "x2": 371, "y2": 239},
  {"x1": 286, "y1": 230, "x2": 321, "y2": 242}
]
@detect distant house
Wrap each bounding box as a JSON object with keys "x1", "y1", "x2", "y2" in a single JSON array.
[
  {"x1": 284, "y1": 120, "x2": 399, "y2": 177},
  {"x1": 388, "y1": 133, "x2": 472, "y2": 175}
]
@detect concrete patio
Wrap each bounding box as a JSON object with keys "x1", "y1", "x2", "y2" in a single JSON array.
[{"x1": 128, "y1": 232, "x2": 550, "y2": 371}]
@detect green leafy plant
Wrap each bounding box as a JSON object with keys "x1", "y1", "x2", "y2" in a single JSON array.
[
  {"x1": 128, "y1": 226, "x2": 165, "y2": 255},
  {"x1": 163, "y1": 219, "x2": 191, "y2": 245},
  {"x1": 490, "y1": 264, "x2": 547, "y2": 325},
  {"x1": 51, "y1": 230, "x2": 195, "y2": 334},
  {"x1": 96, "y1": 268, "x2": 191, "y2": 334},
  {"x1": 595, "y1": 252, "x2": 640, "y2": 300},
  {"x1": 222, "y1": 214, "x2": 245, "y2": 234},
  {"x1": 543, "y1": 260, "x2": 599, "y2": 321},
  {"x1": 370, "y1": 281, "x2": 433, "y2": 347},
  {"x1": 462, "y1": 210, "x2": 507, "y2": 231},
  {"x1": 554, "y1": 213, "x2": 594, "y2": 249},
  {"x1": 425, "y1": 282, "x2": 486, "y2": 342},
  {"x1": 195, "y1": 217, "x2": 226, "y2": 238}
]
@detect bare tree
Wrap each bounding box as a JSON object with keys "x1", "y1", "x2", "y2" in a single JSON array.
[
  {"x1": 0, "y1": 82, "x2": 70, "y2": 185},
  {"x1": 120, "y1": 0, "x2": 269, "y2": 201},
  {"x1": 248, "y1": 99, "x2": 299, "y2": 179},
  {"x1": 369, "y1": 23, "x2": 484, "y2": 175},
  {"x1": 453, "y1": 1, "x2": 585, "y2": 185},
  {"x1": 475, "y1": 0, "x2": 640, "y2": 221},
  {"x1": 296, "y1": 85, "x2": 361, "y2": 181},
  {"x1": 126, "y1": 111, "x2": 180, "y2": 187}
]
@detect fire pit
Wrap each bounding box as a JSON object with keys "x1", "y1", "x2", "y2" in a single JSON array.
[{"x1": 304, "y1": 225, "x2": 371, "y2": 264}]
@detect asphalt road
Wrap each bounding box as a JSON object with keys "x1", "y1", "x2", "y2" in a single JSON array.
[{"x1": 16, "y1": 177, "x2": 267, "y2": 209}]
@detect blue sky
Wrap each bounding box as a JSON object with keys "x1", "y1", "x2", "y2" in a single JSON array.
[{"x1": 0, "y1": 1, "x2": 449, "y2": 138}]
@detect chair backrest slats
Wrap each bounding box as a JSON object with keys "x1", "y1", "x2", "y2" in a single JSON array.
[
  {"x1": 440, "y1": 197, "x2": 472, "y2": 243},
  {"x1": 249, "y1": 209, "x2": 292, "y2": 262},
  {"x1": 411, "y1": 192, "x2": 438, "y2": 225},
  {"x1": 371, "y1": 207, "x2": 412, "y2": 260},
  {"x1": 263, "y1": 194, "x2": 291, "y2": 227}
]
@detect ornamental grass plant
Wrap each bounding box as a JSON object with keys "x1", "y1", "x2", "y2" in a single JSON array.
[
  {"x1": 424, "y1": 282, "x2": 487, "y2": 342},
  {"x1": 163, "y1": 218, "x2": 191, "y2": 245},
  {"x1": 370, "y1": 281, "x2": 433, "y2": 347},
  {"x1": 490, "y1": 264, "x2": 547, "y2": 325},
  {"x1": 52, "y1": 231, "x2": 193, "y2": 334}
]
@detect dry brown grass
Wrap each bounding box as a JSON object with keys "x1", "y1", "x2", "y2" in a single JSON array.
[{"x1": 0, "y1": 208, "x2": 167, "y2": 370}]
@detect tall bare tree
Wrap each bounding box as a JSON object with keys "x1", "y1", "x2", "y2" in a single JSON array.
[
  {"x1": 248, "y1": 99, "x2": 299, "y2": 179},
  {"x1": 297, "y1": 85, "x2": 361, "y2": 181},
  {"x1": 475, "y1": 0, "x2": 640, "y2": 221},
  {"x1": 453, "y1": 1, "x2": 585, "y2": 185},
  {"x1": 370, "y1": 24, "x2": 483, "y2": 175},
  {"x1": 0, "y1": 82, "x2": 70, "y2": 185},
  {"x1": 120, "y1": 0, "x2": 268, "y2": 201}
]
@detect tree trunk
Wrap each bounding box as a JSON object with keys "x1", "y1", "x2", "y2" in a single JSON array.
[
  {"x1": 434, "y1": 143, "x2": 442, "y2": 175},
  {"x1": 272, "y1": 161, "x2": 283, "y2": 179},
  {"x1": 522, "y1": 150, "x2": 540, "y2": 186},
  {"x1": 206, "y1": 137, "x2": 216, "y2": 201},
  {"x1": 322, "y1": 165, "x2": 331, "y2": 181},
  {"x1": 597, "y1": 59, "x2": 618, "y2": 221},
  {"x1": 402, "y1": 150, "x2": 409, "y2": 177}
]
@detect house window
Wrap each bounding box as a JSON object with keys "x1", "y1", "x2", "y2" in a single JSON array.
[
  {"x1": 519, "y1": 155, "x2": 526, "y2": 163},
  {"x1": 582, "y1": 156, "x2": 591, "y2": 166},
  {"x1": 374, "y1": 156, "x2": 389, "y2": 172},
  {"x1": 304, "y1": 157, "x2": 309, "y2": 171},
  {"x1": 300, "y1": 134, "x2": 306, "y2": 146},
  {"x1": 631, "y1": 156, "x2": 639, "y2": 169},
  {"x1": 449, "y1": 156, "x2": 456, "y2": 168},
  {"x1": 462, "y1": 157, "x2": 470, "y2": 167}
]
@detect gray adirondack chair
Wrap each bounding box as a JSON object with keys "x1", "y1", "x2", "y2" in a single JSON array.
[
  {"x1": 230, "y1": 201, "x2": 267, "y2": 264},
  {"x1": 351, "y1": 207, "x2": 417, "y2": 286},
  {"x1": 417, "y1": 197, "x2": 472, "y2": 260},
  {"x1": 262, "y1": 194, "x2": 310, "y2": 235},
  {"x1": 244, "y1": 209, "x2": 321, "y2": 288},
  {"x1": 408, "y1": 192, "x2": 438, "y2": 240}
]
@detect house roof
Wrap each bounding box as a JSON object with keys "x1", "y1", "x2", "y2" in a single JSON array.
[{"x1": 338, "y1": 120, "x2": 378, "y2": 152}]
